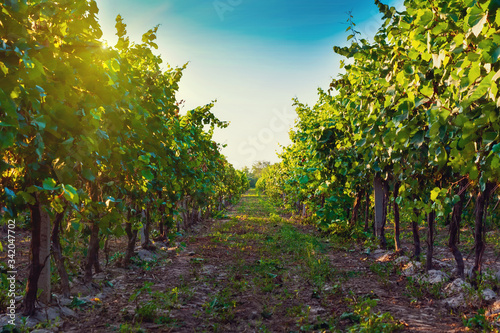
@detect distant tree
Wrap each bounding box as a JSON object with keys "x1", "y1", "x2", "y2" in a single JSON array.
[
  {"x1": 251, "y1": 161, "x2": 271, "y2": 179},
  {"x1": 240, "y1": 161, "x2": 270, "y2": 188},
  {"x1": 241, "y1": 166, "x2": 257, "y2": 188},
  {"x1": 241, "y1": 166, "x2": 251, "y2": 176}
]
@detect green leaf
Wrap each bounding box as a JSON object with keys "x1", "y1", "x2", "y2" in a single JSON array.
[
  {"x1": 403, "y1": 63, "x2": 414, "y2": 74},
  {"x1": 115, "y1": 14, "x2": 127, "y2": 38},
  {"x1": 71, "y1": 221, "x2": 81, "y2": 232},
  {"x1": 138, "y1": 154, "x2": 150, "y2": 164},
  {"x1": 62, "y1": 184, "x2": 79, "y2": 204},
  {"x1": 471, "y1": 13, "x2": 487, "y2": 37},
  {"x1": 19, "y1": 191, "x2": 36, "y2": 205},
  {"x1": 431, "y1": 22, "x2": 448, "y2": 35},
  {"x1": 97, "y1": 129, "x2": 109, "y2": 140},
  {"x1": 33, "y1": 115, "x2": 46, "y2": 130},
  {"x1": 82, "y1": 169, "x2": 95, "y2": 182},
  {"x1": 468, "y1": 62, "x2": 481, "y2": 83},
  {"x1": 410, "y1": 130, "x2": 425, "y2": 148},
  {"x1": 393, "y1": 112, "x2": 408, "y2": 127},
  {"x1": 43, "y1": 178, "x2": 59, "y2": 191},
  {"x1": 492, "y1": 155, "x2": 500, "y2": 169},
  {"x1": 466, "y1": 70, "x2": 495, "y2": 106},
  {"x1": 62, "y1": 137, "x2": 74, "y2": 146},
  {"x1": 469, "y1": 165, "x2": 479, "y2": 180},
  {"x1": 35, "y1": 133, "x2": 45, "y2": 160},
  {"x1": 418, "y1": 9, "x2": 434, "y2": 26},
  {"x1": 435, "y1": 146, "x2": 448, "y2": 169},
  {"x1": 454, "y1": 114, "x2": 468, "y2": 127},
  {"x1": 141, "y1": 169, "x2": 154, "y2": 180},
  {"x1": 299, "y1": 175, "x2": 309, "y2": 184},
  {"x1": 0, "y1": 130, "x2": 15, "y2": 149},
  {"x1": 0, "y1": 61, "x2": 8, "y2": 76},
  {"x1": 35, "y1": 85, "x2": 45, "y2": 96},
  {"x1": 468, "y1": 6, "x2": 485, "y2": 27}
]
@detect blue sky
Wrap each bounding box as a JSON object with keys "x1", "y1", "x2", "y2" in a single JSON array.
[{"x1": 95, "y1": 0, "x2": 402, "y2": 168}]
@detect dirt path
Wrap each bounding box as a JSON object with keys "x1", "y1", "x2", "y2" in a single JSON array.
[{"x1": 62, "y1": 190, "x2": 466, "y2": 332}]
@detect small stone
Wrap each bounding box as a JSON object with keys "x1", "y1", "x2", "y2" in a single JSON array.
[
  {"x1": 136, "y1": 249, "x2": 156, "y2": 262},
  {"x1": 394, "y1": 256, "x2": 410, "y2": 265},
  {"x1": 420, "y1": 270, "x2": 449, "y2": 284},
  {"x1": 32, "y1": 306, "x2": 60, "y2": 322},
  {"x1": 444, "y1": 278, "x2": 471, "y2": 296},
  {"x1": 110, "y1": 275, "x2": 125, "y2": 288},
  {"x1": 433, "y1": 259, "x2": 454, "y2": 270},
  {"x1": 59, "y1": 306, "x2": 76, "y2": 318},
  {"x1": 401, "y1": 261, "x2": 422, "y2": 277},
  {"x1": 482, "y1": 288, "x2": 496, "y2": 302},
  {"x1": 59, "y1": 297, "x2": 72, "y2": 307},
  {"x1": 443, "y1": 294, "x2": 465, "y2": 309}
]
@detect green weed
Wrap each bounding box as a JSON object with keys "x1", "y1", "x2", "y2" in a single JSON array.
[
  {"x1": 462, "y1": 309, "x2": 492, "y2": 332},
  {"x1": 404, "y1": 276, "x2": 444, "y2": 303},
  {"x1": 344, "y1": 298, "x2": 403, "y2": 332},
  {"x1": 202, "y1": 288, "x2": 238, "y2": 323}
]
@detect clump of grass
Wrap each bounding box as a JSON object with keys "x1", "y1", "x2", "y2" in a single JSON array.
[
  {"x1": 202, "y1": 288, "x2": 238, "y2": 323},
  {"x1": 404, "y1": 276, "x2": 444, "y2": 303},
  {"x1": 342, "y1": 296, "x2": 404, "y2": 332}
]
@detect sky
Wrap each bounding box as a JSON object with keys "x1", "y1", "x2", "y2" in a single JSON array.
[{"x1": 95, "y1": 0, "x2": 403, "y2": 169}]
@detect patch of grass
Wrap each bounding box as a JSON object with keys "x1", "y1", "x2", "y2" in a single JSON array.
[
  {"x1": 270, "y1": 225, "x2": 335, "y2": 290},
  {"x1": 309, "y1": 257, "x2": 335, "y2": 286},
  {"x1": 129, "y1": 253, "x2": 166, "y2": 271},
  {"x1": 202, "y1": 288, "x2": 238, "y2": 323},
  {"x1": 219, "y1": 219, "x2": 239, "y2": 232},
  {"x1": 340, "y1": 270, "x2": 364, "y2": 280},
  {"x1": 404, "y1": 277, "x2": 444, "y2": 303},
  {"x1": 128, "y1": 282, "x2": 184, "y2": 324},
  {"x1": 344, "y1": 297, "x2": 404, "y2": 332},
  {"x1": 369, "y1": 262, "x2": 395, "y2": 287},
  {"x1": 118, "y1": 323, "x2": 147, "y2": 333},
  {"x1": 404, "y1": 277, "x2": 425, "y2": 302},
  {"x1": 286, "y1": 304, "x2": 310, "y2": 318}
]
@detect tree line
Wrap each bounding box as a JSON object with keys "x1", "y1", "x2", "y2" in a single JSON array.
[
  {"x1": 0, "y1": 0, "x2": 248, "y2": 316},
  {"x1": 258, "y1": 0, "x2": 500, "y2": 285}
]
